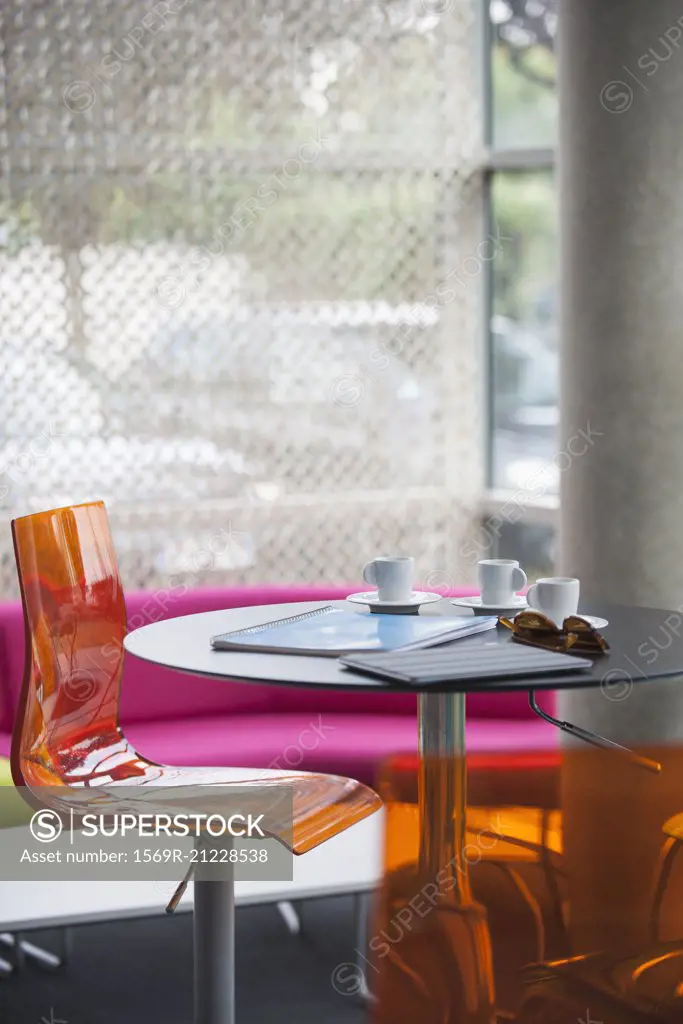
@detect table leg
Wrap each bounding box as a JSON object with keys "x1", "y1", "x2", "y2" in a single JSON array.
[
  {"x1": 418, "y1": 691, "x2": 469, "y2": 894},
  {"x1": 194, "y1": 851, "x2": 235, "y2": 1024},
  {"x1": 417, "y1": 691, "x2": 497, "y2": 1023}
]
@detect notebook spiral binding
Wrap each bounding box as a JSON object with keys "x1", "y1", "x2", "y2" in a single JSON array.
[{"x1": 224, "y1": 604, "x2": 334, "y2": 639}]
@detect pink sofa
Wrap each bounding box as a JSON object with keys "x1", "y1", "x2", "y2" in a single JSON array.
[{"x1": 0, "y1": 585, "x2": 557, "y2": 786}]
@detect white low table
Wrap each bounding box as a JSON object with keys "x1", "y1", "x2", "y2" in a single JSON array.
[{"x1": 0, "y1": 812, "x2": 382, "y2": 933}]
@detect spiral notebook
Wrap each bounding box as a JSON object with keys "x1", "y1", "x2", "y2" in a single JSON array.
[{"x1": 210, "y1": 605, "x2": 497, "y2": 657}]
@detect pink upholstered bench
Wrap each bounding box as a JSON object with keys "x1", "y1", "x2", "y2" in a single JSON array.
[{"x1": 0, "y1": 585, "x2": 557, "y2": 786}]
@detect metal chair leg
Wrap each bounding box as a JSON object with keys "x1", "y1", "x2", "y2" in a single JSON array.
[
  {"x1": 59, "y1": 927, "x2": 74, "y2": 967},
  {"x1": 353, "y1": 891, "x2": 376, "y2": 1004},
  {"x1": 0, "y1": 933, "x2": 19, "y2": 971},
  {"x1": 539, "y1": 809, "x2": 570, "y2": 957},
  {"x1": 650, "y1": 836, "x2": 680, "y2": 942},
  {"x1": 167, "y1": 863, "x2": 195, "y2": 914},
  {"x1": 18, "y1": 935, "x2": 63, "y2": 970},
  {"x1": 276, "y1": 900, "x2": 302, "y2": 935},
  {"x1": 0, "y1": 931, "x2": 67, "y2": 973},
  {"x1": 529, "y1": 691, "x2": 661, "y2": 773},
  {"x1": 489, "y1": 863, "x2": 546, "y2": 962}
]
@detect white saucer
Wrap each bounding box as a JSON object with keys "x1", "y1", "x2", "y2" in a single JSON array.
[
  {"x1": 346, "y1": 591, "x2": 443, "y2": 614},
  {"x1": 575, "y1": 614, "x2": 609, "y2": 629},
  {"x1": 509, "y1": 608, "x2": 609, "y2": 629},
  {"x1": 523, "y1": 609, "x2": 609, "y2": 629},
  {"x1": 451, "y1": 594, "x2": 528, "y2": 615}
]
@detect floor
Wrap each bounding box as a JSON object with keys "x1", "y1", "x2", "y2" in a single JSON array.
[{"x1": 0, "y1": 896, "x2": 367, "y2": 1024}]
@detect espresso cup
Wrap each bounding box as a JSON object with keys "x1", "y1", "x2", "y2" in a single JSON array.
[
  {"x1": 478, "y1": 559, "x2": 527, "y2": 606},
  {"x1": 526, "y1": 577, "x2": 580, "y2": 625},
  {"x1": 362, "y1": 556, "x2": 414, "y2": 602}
]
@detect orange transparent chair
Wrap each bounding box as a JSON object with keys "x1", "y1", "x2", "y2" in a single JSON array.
[
  {"x1": 367, "y1": 752, "x2": 567, "y2": 1023},
  {"x1": 11, "y1": 501, "x2": 381, "y2": 1024}
]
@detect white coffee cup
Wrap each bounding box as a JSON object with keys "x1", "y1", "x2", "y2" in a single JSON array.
[
  {"x1": 362, "y1": 556, "x2": 414, "y2": 602},
  {"x1": 478, "y1": 559, "x2": 527, "y2": 606},
  {"x1": 526, "y1": 577, "x2": 580, "y2": 625}
]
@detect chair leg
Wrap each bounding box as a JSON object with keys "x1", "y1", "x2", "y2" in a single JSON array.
[
  {"x1": 0, "y1": 931, "x2": 67, "y2": 972},
  {"x1": 353, "y1": 891, "x2": 376, "y2": 1004},
  {"x1": 167, "y1": 863, "x2": 195, "y2": 914},
  {"x1": 489, "y1": 864, "x2": 546, "y2": 962},
  {"x1": 0, "y1": 933, "x2": 17, "y2": 971},
  {"x1": 276, "y1": 900, "x2": 302, "y2": 935},
  {"x1": 651, "y1": 836, "x2": 680, "y2": 942},
  {"x1": 59, "y1": 926, "x2": 74, "y2": 967},
  {"x1": 539, "y1": 810, "x2": 570, "y2": 957},
  {"x1": 0, "y1": 936, "x2": 13, "y2": 978}
]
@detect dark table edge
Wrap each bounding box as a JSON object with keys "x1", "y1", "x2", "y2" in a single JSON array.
[{"x1": 124, "y1": 643, "x2": 671, "y2": 695}]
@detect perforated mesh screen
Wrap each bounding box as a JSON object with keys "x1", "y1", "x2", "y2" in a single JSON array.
[{"x1": 0, "y1": 0, "x2": 483, "y2": 593}]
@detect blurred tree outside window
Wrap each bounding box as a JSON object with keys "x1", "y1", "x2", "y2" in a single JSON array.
[{"x1": 487, "y1": 0, "x2": 558, "y2": 566}]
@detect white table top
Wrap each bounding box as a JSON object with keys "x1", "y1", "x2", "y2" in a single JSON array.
[
  {"x1": 123, "y1": 598, "x2": 468, "y2": 691},
  {"x1": 0, "y1": 812, "x2": 383, "y2": 932}
]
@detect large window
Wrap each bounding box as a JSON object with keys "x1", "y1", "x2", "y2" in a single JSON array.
[
  {"x1": 0, "y1": 1, "x2": 560, "y2": 593},
  {"x1": 0, "y1": 0, "x2": 485, "y2": 593},
  {"x1": 490, "y1": 0, "x2": 557, "y2": 150},
  {"x1": 485, "y1": 0, "x2": 558, "y2": 574}
]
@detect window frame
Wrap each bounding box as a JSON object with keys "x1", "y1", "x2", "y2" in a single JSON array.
[{"x1": 481, "y1": 0, "x2": 557, "y2": 527}]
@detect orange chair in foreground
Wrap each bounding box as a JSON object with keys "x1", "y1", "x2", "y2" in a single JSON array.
[{"x1": 10, "y1": 501, "x2": 381, "y2": 1024}]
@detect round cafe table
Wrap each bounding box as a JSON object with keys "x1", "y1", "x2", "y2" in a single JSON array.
[{"x1": 124, "y1": 598, "x2": 683, "y2": 1024}]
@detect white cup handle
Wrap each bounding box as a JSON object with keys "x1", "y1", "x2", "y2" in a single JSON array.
[
  {"x1": 526, "y1": 582, "x2": 537, "y2": 608},
  {"x1": 512, "y1": 566, "x2": 527, "y2": 593},
  {"x1": 362, "y1": 561, "x2": 377, "y2": 586}
]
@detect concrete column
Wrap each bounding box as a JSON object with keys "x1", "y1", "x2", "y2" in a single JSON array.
[
  {"x1": 559, "y1": 0, "x2": 683, "y2": 740},
  {"x1": 558, "y1": 0, "x2": 683, "y2": 951}
]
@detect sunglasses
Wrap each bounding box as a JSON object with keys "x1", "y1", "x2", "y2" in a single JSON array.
[
  {"x1": 500, "y1": 613, "x2": 659, "y2": 773},
  {"x1": 499, "y1": 610, "x2": 610, "y2": 656}
]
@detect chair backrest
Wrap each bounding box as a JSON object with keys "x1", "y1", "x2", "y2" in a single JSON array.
[{"x1": 11, "y1": 501, "x2": 142, "y2": 788}]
